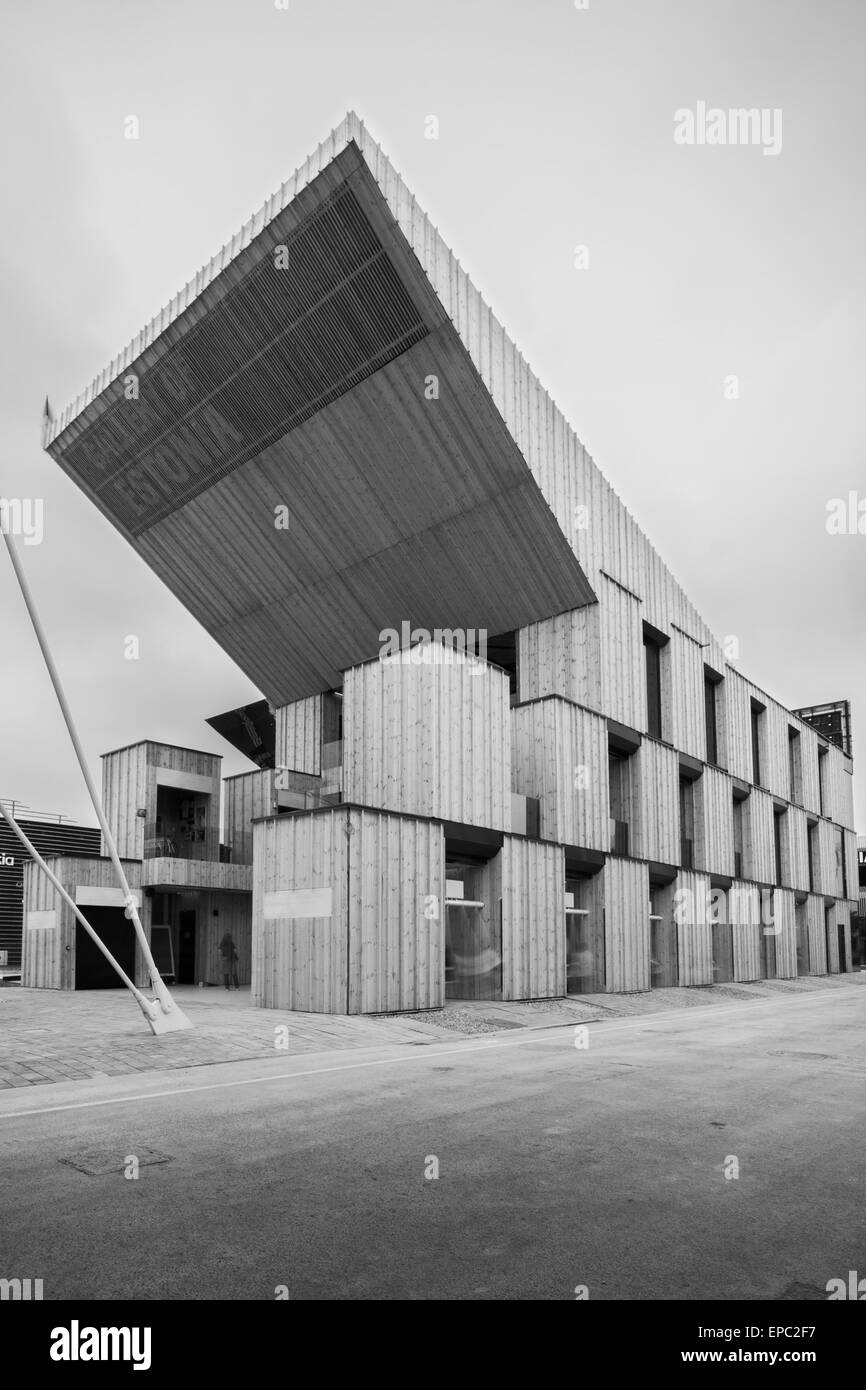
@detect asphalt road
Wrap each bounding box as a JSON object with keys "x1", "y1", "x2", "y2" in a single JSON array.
[{"x1": 1, "y1": 985, "x2": 863, "y2": 1300}]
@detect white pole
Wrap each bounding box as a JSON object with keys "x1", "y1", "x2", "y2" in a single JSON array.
[
  {"x1": 1, "y1": 528, "x2": 192, "y2": 1033},
  {"x1": 1, "y1": 804, "x2": 158, "y2": 1022}
]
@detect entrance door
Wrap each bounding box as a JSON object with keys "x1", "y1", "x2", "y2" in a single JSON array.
[
  {"x1": 837, "y1": 923, "x2": 848, "y2": 973},
  {"x1": 177, "y1": 909, "x2": 196, "y2": 985},
  {"x1": 75, "y1": 907, "x2": 136, "y2": 989}
]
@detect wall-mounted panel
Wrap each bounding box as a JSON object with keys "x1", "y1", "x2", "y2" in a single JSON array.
[{"x1": 785, "y1": 805, "x2": 810, "y2": 894}]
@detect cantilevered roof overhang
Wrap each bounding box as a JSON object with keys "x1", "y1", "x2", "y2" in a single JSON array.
[{"x1": 45, "y1": 123, "x2": 596, "y2": 705}]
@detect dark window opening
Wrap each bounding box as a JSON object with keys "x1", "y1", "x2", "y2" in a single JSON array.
[
  {"x1": 679, "y1": 778, "x2": 695, "y2": 869},
  {"x1": 773, "y1": 809, "x2": 784, "y2": 888},
  {"x1": 704, "y1": 667, "x2": 722, "y2": 766},
  {"x1": 750, "y1": 699, "x2": 765, "y2": 787},
  {"x1": 643, "y1": 626, "x2": 666, "y2": 739},
  {"x1": 609, "y1": 749, "x2": 631, "y2": 856},
  {"x1": 788, "y1": 727, "x2": 802, "y2": 805}
]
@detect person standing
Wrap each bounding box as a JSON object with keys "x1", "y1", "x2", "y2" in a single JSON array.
[{"x1": 218, "y1": 931, "x2": 240, "y2": 990}]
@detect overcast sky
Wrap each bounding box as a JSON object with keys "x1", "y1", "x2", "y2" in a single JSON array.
[{"x1": 1, "y1": 0, "x2": 864, "y2": 829}]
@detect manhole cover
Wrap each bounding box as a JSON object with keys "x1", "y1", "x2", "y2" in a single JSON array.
[
  {"x1": 778, "y1": 1282, "x2": 827, "y2": 1301},
  {"x1": 59, "y1": 1146, "x2": 173, "y2": 1175}
]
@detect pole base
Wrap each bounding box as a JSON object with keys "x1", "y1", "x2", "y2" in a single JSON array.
[{"x1": 146, "y1": 1003, "x2": 194, "y2": 1035}]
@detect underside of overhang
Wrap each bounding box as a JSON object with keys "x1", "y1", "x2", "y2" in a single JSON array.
[{"x1": 46, "y1": 143, "x2": 596, "y2": 705}]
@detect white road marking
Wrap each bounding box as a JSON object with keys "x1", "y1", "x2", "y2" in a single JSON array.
[{"x1": 0, "y1": 984, "x2": 861, "y2": 1121}]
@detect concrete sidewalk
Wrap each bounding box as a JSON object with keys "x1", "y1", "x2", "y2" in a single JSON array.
[{"x1": 0, "y1": 974, "x2": 861, "y2": 1090}]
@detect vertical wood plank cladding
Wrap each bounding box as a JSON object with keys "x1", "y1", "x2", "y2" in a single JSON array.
[
  {"x1": 844, "y1": 831, "x2": 858, "y2": 905},
  {"x1": 670, "y1": 629, "x2": 706, "y2": 761},
  {"x1": 599, "y1": 577, "x2": 645, "y2": 731},
  {"x1": 744, "y1": 790, "x2": 775, "y2": 884},
  {"x1": 343, "y1": 645, "x2": 510, "y2": 830},
  {"x1": 730, "y1": 881, "x2": 762, "y2": 981},
  {"x1": 763, "y1": 703, "x2": 790, "y2": 801},
  {"x1": 806, "y1": 894, "x2": 828, "y2": 974},
  {"x1": 604, "y1": 856, "x2": 649, "y2": 992},
  {"x1": 815, "y1": 819, "x2": 837, "y2": 897},
  {"x1": 676, "y1": 869, "x2": 713, "y2": 985},
  {"x1": 198, "y1": 892, "x2": 253, "y2": 986},
  {"x1": 223, "y1": 770, "x2": 275, "y2": 863},
  {"x1": 798, "y1": 726, "x2": 821, "y2": 816},
  {"x1": 516, "y1": 606, "x2": 602, "y2": 710},
  {"x1": 510, "y1": 698, "x2": 608, "y2": 850},
  {"x1": 23, "y1": 856, "x2": 143, "y2": 990},
  {"x1": 785, "y1": 806, "x2": 810, "y2": 893},
  {"x1": 724, "y1": 672, "x2": 753, "y2": 785},
  {"x1": 500, "y1": 836, "x2": 565, "y2": 1001},
  {"x1": 695, "y1": 766, "x2": 735, "y2": 876},
  {"x1": 274, "y1": 696, "x2": 322, "y2": 775},
  {"x1": 773, "y1": 889, "x2": 797, "y2": 978},
  {"x1": 349, "y1": 808, "x2": 444, "y2": 1013},
  {"x1": 22, "y1": 860, "x2": 64, "y2": 989},
  {"x1": 825, "y1": 904, "x2": 841, "y2": 973},
  {"x1": 633, "y1": 738, "x2": 679, "y2": 865},
  {"x1": 101, "y1": 745, "x2": 147, "y2": 858},
  {"x1": 253, "y1": 807, "x2": 443, "y2": 1014},
  {"x1": 826, "y1": 747, "x2": 855, "y2": 829},
  {"x1": 253, "y1": 810, "x2": 348, "y2": 1012}
]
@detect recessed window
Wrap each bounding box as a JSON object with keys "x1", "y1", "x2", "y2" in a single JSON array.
[
  {"x1": 788, "y1": 727, "x2": 802, "y2": 805},
  {"x1": 750, "y1": 699, "x2": 765, "y2": 786},
  {"x1": 643, "y1": 629, "x2": 664, "y2": 739},
  {"x1": 679, "y1": 778, "x2": 695, "y2": 869}
]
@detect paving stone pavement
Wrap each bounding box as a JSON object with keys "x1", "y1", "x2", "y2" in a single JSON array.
[{"x1": 0, "y1": 974, "x2": 860, "y2": 1089}]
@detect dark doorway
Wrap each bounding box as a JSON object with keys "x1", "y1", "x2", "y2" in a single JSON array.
[
  {"x1": 761, "y1": 928, "x2": 776, "y2": 980},
  {"x1": 75, "y1": 907, "x2": 135, "y2": 989},
  {"x1": 837, "y1": 923, "x2": 848, "y2": 973},
  {"x1": 178, "y1": 909, "x2": 196, "y2": 985}
]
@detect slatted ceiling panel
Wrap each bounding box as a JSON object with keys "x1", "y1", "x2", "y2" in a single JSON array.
[
  {"x1": 499, "y1": 836, "x2": 565, "y2": 1001},
  {"x1": 604, "y1": 856, "x2": 650, "y2": 992},
  {"x1": 61, "y1": 184, "x2": 430, "y2": 536},
  {"x1": 670, "y1": 628, "x2": 706, "y2": 761},
  {"x1": 510, "y1": 698, "x2": 609, "y2": 850},
  {"x1": 805, "y1": 893, "x2": 828, "y2": 974},
  {"x1": 633, "y1": 739, "x2": 679, "y2": 865},
  {"x1": 676, "y1": 870, "x2": 713, "y2": 986},
  {"x1": 516, "y1": 607, "x2": 602, "y2": 709},
  {"x1": 730, "y1": 883, "x2": 762, "y2": 981},
  {"x1": 745, "y1": 790, "x2": 776, "y2": 884},
  {"x1": 599, "y1": 577, "x2": 645, "y2": 730},
  {"x1": 274, "y1": 698, "x2": 322, "y2": 775},
  {"x1": 773, "y1": 889, "x2": 798, "y2": 978},
  {"x1": 785, "y1": 806, "x2": 810, "y2": 893}
]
